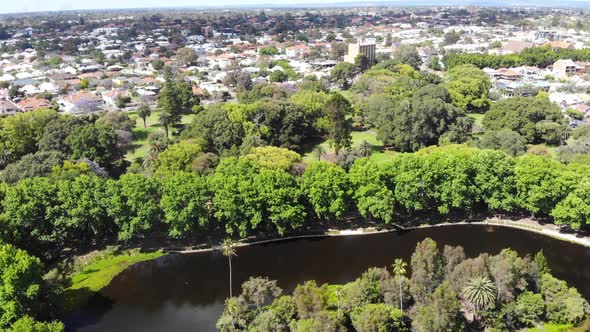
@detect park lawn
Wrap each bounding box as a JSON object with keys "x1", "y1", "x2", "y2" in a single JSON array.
[
  {"x1": 467, "y1": 113, "x2": 485, "y2": 128},
  {"x1": 303, "y1": 130, "x2": 396, "y2": 164},
  {"x1": 64, "y1": 249, "x2": 164, "y2": 311},
  {"x1": 125, "y1": 111, "x2": 197, "y2": 162}
]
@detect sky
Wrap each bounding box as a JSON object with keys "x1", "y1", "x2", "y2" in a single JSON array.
[{"x1": 1, "y1": 0, "x2": 356, "y2": 14}]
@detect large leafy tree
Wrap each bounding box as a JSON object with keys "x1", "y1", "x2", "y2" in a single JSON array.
[
  {"x1": 210, "y1": 158, "x2": 261, "y2": 236},
  {"x1": 302, "y1": 162, "x2": 352, "y2": 220},
  {"x1": 66, "y1": 124, "x2": 121, "y2": 167},
  {"x1": 540, "y1": 273, "x2": 590, "y2": 325},
  {"x1": 106, "y1": 174, "x2": 162, "y2": 241},
  {"x1": 254, "y1": 169, "x2": 306, "y2": 235},
  {"x1": 0, "y1": 151, "x2": 66, "y2": 184},
  {"x1": 552, "y1": 181, "x2": 590, "y2": 230},
  {"x1": 368, "y1": 85, "x2": 467, "y2": 152},
  {"x1": 54, "y1": 175, "x2": 112, "y2": 243},
  {"x1": 349, "y1": 158, "x2": 395, "y2": 223},
  {"x1": 446, "y1": 64, "x2": 491, "y2": 113},
  {"x1": 0, "y1": 109, "x2": 58, "y2": 160},
  {"x1": 482, "y1": 96, "x2": 564, "y2": 144},
  {"x1": 182, "y1": 105, "x2": 244, "y2": 154},
  {"x1": 159, "y1": 172, "x2": 212, "y2": 238},
  {"x1": 154, "y1": 140, "x2": 204, "y2": 173},
  {"x1": 37, "y1": 116, "x2": 85, "y2": 154},
  {"x1": 0, "y1": 177, "x2": 60, "y2": 254},
  {"x1": 515, "y1": 155, "x2": 573, "y2": 217},
  {"x1": 0, "y1": 244, "x2": 57, "y2": 329}
]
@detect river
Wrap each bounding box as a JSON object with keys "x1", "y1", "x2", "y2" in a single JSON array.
[{"x1": 66, "y1": 224, "x2": 590, "y2": 331}]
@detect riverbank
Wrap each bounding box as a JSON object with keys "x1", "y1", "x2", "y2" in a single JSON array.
[
  {"x1": 64, "y1": 217, "x2": 590, "y2": 313},
  {"x1": 63, "y1": 248, "x2": 164, "y2": 312},
  {"x1": 169, "y1": 217, "x2": 590, "y2": 254}
]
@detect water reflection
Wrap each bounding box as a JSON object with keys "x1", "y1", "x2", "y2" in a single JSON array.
[{"x1": 66, "y1": 225, "x2": 590, "y2": 332}]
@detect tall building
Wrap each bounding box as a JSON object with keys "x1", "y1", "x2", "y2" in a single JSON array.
[{"x1": 344, "y1": 41, "x2": 376, "y2": 64}]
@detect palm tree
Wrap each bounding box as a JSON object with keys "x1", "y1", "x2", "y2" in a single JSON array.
[
  {"x1": 158, "y1": 110, "x2": 174, "y2": 138},
  {"x1": 392, "y1": 258, "x2": 407, "y2": 313},
  {"x1": 137, "y1": 101, "x2": 152, "y2": 128},
  {"x1": 312, "y1": 144, "x2": 326, "y2": 161},
  {"x1": 462, "y1": 276, "x2": 496, "y2": 316},
  {"x1": 357, "y1": 140, "x2": 373, "y2": 158},
  {"x1": 220, "y1": 239, "x2": 238, "y2": 298}
]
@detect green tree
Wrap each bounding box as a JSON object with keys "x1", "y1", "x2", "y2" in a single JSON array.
[
  {"x1": 331, "y1": 62, "x2": 357, "y2": 89},
  {"x1": 0, "y1": 244, "x2": 56, "y2": 329},
  {"x1": 292, "y1": 281, "x2": 325, "y2": 319},
  {"x1": 254, "y1": 169, "x2": 306, "y2": 235},
  {"x1": 243, "y1": 146, "x2": 301, "y2": 171},
  {"x1": 534, "y1": 250, "x2": 551, "y2": 275},
  {"x1": 158, "y1": 111, "x2": 175, "y2": 138},
  {"x1": 477, "y1": 129, "x2": 527, "y2": 157},
  {"x1": 159, "y1": 172, "x2": 212, "y2": 238},
  {"x1": 37, "y1": 116, "x2": 84, "y2": 154},
  {"x1": 350, "y1": 303, "x2": 408, "y2": 332},
  {"x1": 482, "y1": 96, "x2": 563, "y2": 144},
  {"x1": 446, "y1": 64, "x2": 491, "y2": 113},
  {"x1": 210, "y1": 158, "x2": 261, "y2": 236},
  {"x1": 302, "y1": 162, "x2": 352, "y2": 220},
  {"x1": 540, "y1": 273, "x2": 590, "y2": 325},
  {"x1": 66, "y1": 124, "x2": 121, "y2": 167},
  {"x1": 393, "y1": 45, "x2": 422, "y2": 69},
  {"x1": 413, "y1": 281, "x2": 464, "y2": 332},
  {"x1": 154, "y1": 140, "x2": 204, "y2": 173},
  {"x1": 175, "y1": 47, "x2": 198, "y2": 66},
  {"x1": 8, "y1": 315, "x2": 63, "y2": 332},
  {"x1": 0, "y1": 151, "x2": 66, "y2": 184},
  {"x1": 410, "y1": 238, "x2": 443, "y2": 303},
  {"x1": 551, "y1": 181, "x2": 590, "y2": 230},
  {"x1": 324, "y1": 93, "x2": 352, "y2": 155},
  {"x1": 240, "y1": 277, "x2": 282, "y2": 308},
  {"x1": 349, "y1": 158, "x2": 395, "y2": 223},
  {"x1": 106, "y1": 174, "x2": 162, "y2": 241},
  {"x1": 55, "y1": 175, "x2": 111, "y2": 243}
]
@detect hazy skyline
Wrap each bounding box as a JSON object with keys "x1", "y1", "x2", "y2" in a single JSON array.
[
  {"x1": 2, "y1": 0, "x2": 355, "y2": 14},
  {"x1": 1, "y1": 0, "x2": 589, "y2": 14}
]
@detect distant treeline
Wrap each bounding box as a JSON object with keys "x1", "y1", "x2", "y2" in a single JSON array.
[{"x1": 443, "y1": 46, "x2": 590, "y2": 70}]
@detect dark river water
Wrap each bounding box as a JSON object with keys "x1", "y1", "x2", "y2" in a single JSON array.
[{"x1": 66, "y1": 224, "x2": 590, "y2": 332}]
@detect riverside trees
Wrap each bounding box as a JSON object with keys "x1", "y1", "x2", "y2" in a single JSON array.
[{"x1": 3, "y1": 145, "x2": 590, "y2": 260}]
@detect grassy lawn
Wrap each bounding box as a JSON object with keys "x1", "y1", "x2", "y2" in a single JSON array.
[
  {"x1": 125, "y1": 111, "x2": 197, "y2": 163},
  {"x1": 64, "y1": 249, "x2": 165, "y2": 311},
  {"x1": 467, "y1": 113, "x2": 485, "y2": 128},
  {"x1": 303, "y1": 130, "x2": 396, "y2": 164}
]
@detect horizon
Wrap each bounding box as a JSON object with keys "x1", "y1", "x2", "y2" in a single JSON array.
[{"x1": 3, "y1": 0, "x2": 590, "y2": 15}]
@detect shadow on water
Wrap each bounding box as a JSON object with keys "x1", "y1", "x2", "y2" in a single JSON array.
[{"x1": 67, "y1": 225, "x2": 590, "y2": 332}]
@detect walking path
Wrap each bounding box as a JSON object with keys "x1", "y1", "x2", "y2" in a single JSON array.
[{"x1": 168, "y1": 217, "x2": 590, "y2": 254}]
